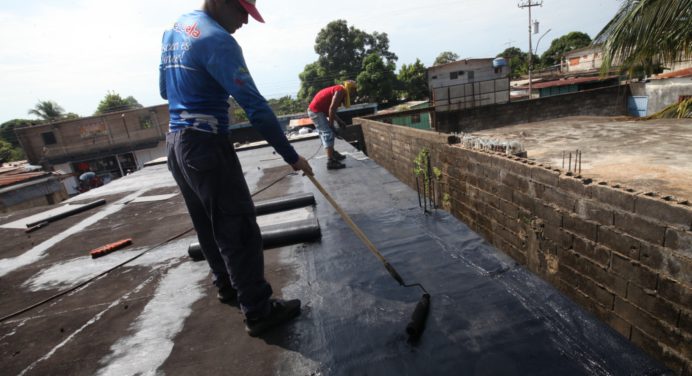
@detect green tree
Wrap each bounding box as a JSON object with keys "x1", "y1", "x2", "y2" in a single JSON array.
[
  {"x1": 497, "y1": 47, "x2": 539, "y2": 79},
  {"x1": 1, "y1": 119, "x2": 40, "y2": 148},
  {"x1": 28, "y1": 100, "x2": 65, "y2": 122},
  {"x1": 541, "y1": 32, "x2": 592, "y2": 67},
  {"x1": 433, "y1": 51, "x2": 459, "y2": 66},
  {"x1": 0, "y1": 139, "x2": 24, "y2": 163},
  {"x1": 356, "y1": 53, "x2": 398, "y2": 104},
  {"x1": 397, "y1": 59, "x2": 429, "y2": 101},
  {"x1": 95, "y1": 91, "x2": 143, "y2": 115},
  {"x1": 298, "y1": 20, "x2": 397, "y2": 101},
  {"x1": 267, "y1": 96, "x2": 308, "y2": 115},
  {"x1": 595, "y1": 0, "x2": 692, "y2": 76}
]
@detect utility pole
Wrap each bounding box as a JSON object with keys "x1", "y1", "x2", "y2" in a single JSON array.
[{"x1": 518, "y1": 0, "x2": 542, "y2": 98}]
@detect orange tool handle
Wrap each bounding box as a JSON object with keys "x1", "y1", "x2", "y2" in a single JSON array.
[{"x1": 90, "y1": 239, "x2": 133, "y2": 258}]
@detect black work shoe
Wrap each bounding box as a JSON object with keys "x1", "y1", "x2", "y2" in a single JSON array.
[
  {"x1": 327, "y1": 158, "x2": 346, "y2": 170},
  {"x1": 245, "y1": 299, "x2": 301, "y2": 337},
  {"x1": 216, "y1": 284, "x2": 237, "y2": 303},
  {"x1": 332, "y1": 150, "x2": 346, "y2": 160}
]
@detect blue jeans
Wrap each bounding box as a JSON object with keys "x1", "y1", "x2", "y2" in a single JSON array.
[
  {"x1": 166, "y1": 128, "x2": 272, "y2": 319},
  {"x1": 308, "y1": 109, "x2": 334, "y2": 149}
]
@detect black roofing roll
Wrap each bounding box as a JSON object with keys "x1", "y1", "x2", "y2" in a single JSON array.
[
  {"x1": 254, "y1": 193, "x2": 315, "y2": 216},
  {"x1": 187, "y1": 221, "x2": 321, "y2": 260},
  {"x1": 261, "y1": 222, "x2": 321, "y2": 249},
  {"x1": 26, "y1": 199, "x2": 107, "y2": 228}
]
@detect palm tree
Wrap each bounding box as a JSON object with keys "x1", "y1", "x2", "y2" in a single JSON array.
[
  {"x1": 595, "y1": 0, "x2": 692, "y2": 76},
  {"x1": 28, "y1": 100, "x2": 65, "y2": 122}
]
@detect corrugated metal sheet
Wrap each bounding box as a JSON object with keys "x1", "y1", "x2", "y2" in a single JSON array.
[
  {"x1": 0, "y1": 171, "x2": 52, "y2": 188},
  {"x1": 652, "y1": 67, "x2": 692, "y2": 80}
]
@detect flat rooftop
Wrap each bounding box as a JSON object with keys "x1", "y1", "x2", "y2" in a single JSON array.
[
  {"x1": 0, "y1": 137, "x2": 669, "y2": 375},
  {"x1": 471, "y1": 116, "x2": 692, "y2": 201}
]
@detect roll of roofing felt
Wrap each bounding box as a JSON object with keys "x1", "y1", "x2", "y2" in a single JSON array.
[
  {"x1": 253, "y1": 193, "x2": 315, "y2": 216},
  {"x1": 187, "y1": 221, "x2": 321, "y2": 260}
]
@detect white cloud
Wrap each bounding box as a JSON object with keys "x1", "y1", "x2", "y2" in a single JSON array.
[{"x1": 0, "y1": 0, "x2": 621, "y2": 123}]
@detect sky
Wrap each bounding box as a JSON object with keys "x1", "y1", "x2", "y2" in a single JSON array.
[{"x1": 0, "y1": 0, "x2": 623, "y2": 124}]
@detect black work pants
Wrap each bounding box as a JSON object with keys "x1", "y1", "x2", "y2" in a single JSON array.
[{"x1": 167, "y1": 128, "x2": 272, "y2": 319}]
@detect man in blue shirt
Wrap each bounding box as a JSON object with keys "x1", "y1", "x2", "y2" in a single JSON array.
[{"x1": 160, "y1": 0, "x2": 313, "y2": 337}]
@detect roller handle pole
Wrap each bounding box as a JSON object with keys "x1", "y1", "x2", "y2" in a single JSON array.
[
  {"x1": 406, "y1": 293, "x2": 431, "y2": 341},
  {"x1": 307, "y1": 175, "x2": 389, "y2": 266}
]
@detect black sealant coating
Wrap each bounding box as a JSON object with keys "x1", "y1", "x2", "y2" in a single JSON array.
[{"x1": 243, "y1": 141, "x2": 671, "y2": 376}]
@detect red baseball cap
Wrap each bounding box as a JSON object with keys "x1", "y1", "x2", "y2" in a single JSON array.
[{"x1": 239, "y1": 0, "x2": 265, "y2": 23}]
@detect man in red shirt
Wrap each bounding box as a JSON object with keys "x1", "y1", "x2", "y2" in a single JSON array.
[{"x1": 307, "y1": 80, "x2": 357, "y2": 170}]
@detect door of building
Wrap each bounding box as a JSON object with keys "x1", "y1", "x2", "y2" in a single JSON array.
[{"x1": 627, "y1": 96, "x2": 648, "y2": 117}]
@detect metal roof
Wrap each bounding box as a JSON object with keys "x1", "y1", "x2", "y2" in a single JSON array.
[
  {"x1": 0, "y1": 170, "x2": 52, "y2": 189},
  {"x1": 516, "y1": 75, "x2": 618, "y2": 90},
  {"x1": 652, "y1": 67, "x2": 692, "y2": 80}
]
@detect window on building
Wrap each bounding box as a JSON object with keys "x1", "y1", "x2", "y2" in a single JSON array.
[
  {"x1": 41, "y1": 131, "x2": 57, "y2": 145},
  {"x1": 139, "y1": 115, "x2": 153, "y2": 129},
  {"x1": 468, "y1": 71, "x2": 475, "y2": 80},
  {"x1": 411, "y1": 113, "x2": 421, "y2": 123},
  {"x1": 450, "y1": 72, "x2": 458, "y2": 79},
  {"x1": 431, "y1": 75, "x2": 438, "y2": 79}
]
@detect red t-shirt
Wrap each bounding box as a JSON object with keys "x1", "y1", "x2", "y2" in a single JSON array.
[{"x1": 309, "y1": 85, "x2": 344, "y2": 114}]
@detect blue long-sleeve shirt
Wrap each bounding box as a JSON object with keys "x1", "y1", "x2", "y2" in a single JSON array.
[{"x1": 159, "y1": 10, "x2": 298, "y2": 164}]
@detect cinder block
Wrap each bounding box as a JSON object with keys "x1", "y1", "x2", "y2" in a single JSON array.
[
  {"x1": 626, "y1": 283, "x2": 680, "y2": 327},
  {"x1": 640, "y1": 243, "x2": 692, "y2": 285},
  {"x1": 543, "y1": 222, "x2": 573, "y2": 249},
  {"x1": 611, "y1": 252, "x2": 659, "y2": 290},
  {"x1": 658, "y1": 277, "x2": 692, "y2": 308},
  {"x1": 614, "y1": 297, "x2": 685, "y2": 352},
  {"x1": 499, "y1": 239, "x2": 528, "y2": 265},
  {"x1": 531, "y1": 165, "x2": 560, "y2": 187},
  {"x1": 575, "y1": 198, "x2": 614, "y2": 226},
  {"x1": 540, "y1": 185, "x2": 578, "y2": 212},
  {"x1": 512, "y1": 191, "x2": 542, "y2": 213},
  {"x1": 557, "y1": 247, "x2": 629, "y2": 297},
  {"x1": 680, "y1": 310, "x2": 692, "y2": 336},
  {"x1": 494, "y1": 223, "x2": 525, "y2": 250},
  {"x1": 558, "y1": 175, "x2": 592, "y2": 197},
  {"x1": 614, "y1": 210, "x2": 667, "y2": 246},
  {"x1": 495, "y1": 156, "x2": 533, "y2": 177},
  {"x1": 665, "y1": 228, "x2": 692, "y2": 255},
  {"x1": 589, "y1": 183, "x2": 637, "y2": 212},
  {"x1": 630, "y1": 328, "x2": 687, "y2": 375},
  {"x1": 498, "y1": 198, "x2": 519, "y2": 219},
  {"x1": 605, "y1": 312, "x2": 632, "y2": 339},
  {"x1": 555, "y1": 270, "x2": 612, "y2": 318},
  {"x1": 501, "y1": 170, "x2": 530, "y2": 192},
  {"x1": 572, "y1": 236, "x2": 610, "y2": 267},
  {"x1": 564, "y1": 213, "x2": 599, "y2": 242},
  {"x1": 598, "y1": 226, "x2": 641, "y2": 260},
  {"x1": 534, "y1": 203, "x2": 563, "y2": 227},
  {"x1": 466, "y1": 150, "x2": 495, "y2": 167},
  {"x1": 558, "y1": 264, "x2": 614, "y2": 308}
]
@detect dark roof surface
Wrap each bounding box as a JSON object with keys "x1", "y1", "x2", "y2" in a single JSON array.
[{"x1": 0, "y1": 137, "x2": 668, "y2": 375}]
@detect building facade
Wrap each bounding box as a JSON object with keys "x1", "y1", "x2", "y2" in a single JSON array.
[
  {"x1": 428, "y1": 58, "x2": 510, "y2": 112},
  {"x1": 15, "y1": 105, "x2": 171, "y2": 195}
]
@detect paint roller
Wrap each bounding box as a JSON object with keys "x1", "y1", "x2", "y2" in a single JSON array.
[{"x1": 306, "y1": 174, "x2": 431, "y2": 342}]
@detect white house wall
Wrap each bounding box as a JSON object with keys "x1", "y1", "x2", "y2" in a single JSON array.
[
  {"x1": 54, "y1": 162, "x2": 79, "y2": 196},
  {"x1": 428, "y1": 60, "x2": 507, "y2": 89},
  {"x1": 133, "y1": 142, "x2": 167, "y2": 169},
  {"x1": 645, "y1": 77, "x2": 692, "y2": 114}
]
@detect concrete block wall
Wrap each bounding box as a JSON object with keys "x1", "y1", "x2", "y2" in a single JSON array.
[
  {"x1": 435, "y1": 85, "x2": 630, "y2": 133},
  {"x1": 358, "y1": 118, "x2": 692, "y2": 375}
]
